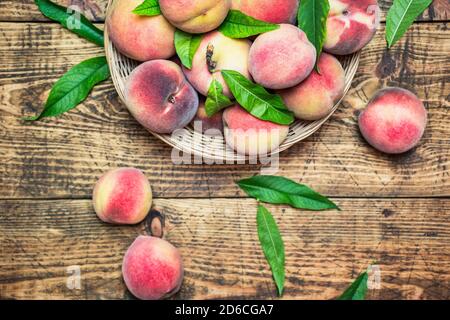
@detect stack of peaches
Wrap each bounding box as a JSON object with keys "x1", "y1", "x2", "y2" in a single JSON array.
[{"x1": 106, "y1": 0, "x2": 381, "y2": 156}]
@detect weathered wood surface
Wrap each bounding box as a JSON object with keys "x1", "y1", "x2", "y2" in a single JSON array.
[
  {"x1": 0, "y1": 23, "x2": 448, "y2": 199},
  {"x1": 0, "y1": 0, "x2": 448, "y2": 22},
  {"x1": 0, "y1": 0, "x2": 449, "y2": 301},
  {"x1": 0, "y1": 198, "x2": 448, "y2": 300}
]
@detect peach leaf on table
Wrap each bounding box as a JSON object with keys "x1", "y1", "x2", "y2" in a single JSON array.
[
  {"x1": 338, "y1": 270, "x2": 369, "y2": 300},
  {"x1": 24, "y1": 56, "x2": 110, "y2": 121},
  {"x1": 257, "y1": 204, "x2": 285, "y2": 297},
  {"x1": 386, "y1": 0, "x2": 433, "y2": 48},
  {"x1": 34, "y1": 0, "x2": 104, "y2": 46}
]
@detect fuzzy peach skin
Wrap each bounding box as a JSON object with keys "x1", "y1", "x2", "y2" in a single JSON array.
[
  {"x1": 324, "y1": 0, "x2": 379, "y2": 55},
  {"x1": 183, "y1": 31, "x2": 251, "y2": 97},
  {"x1": 231, "y1": 0, "x2": 299, "y2": 24},
  {"x1": 122, "y1": 236, "x2": 183, "y2": 300},
  {"x1": 191, "y1": 100, "x2": 224, "y2": 135},
  {"x1": 106, "y1": 0, "x2": 175, "y2": 61},
  {"x1": 223, "y1": 105, "x2": 289, "y2": 156},
  {"x1": 248, "y1": 24, "x2": 316, "y2": 90},
  {"x1": 159, "y1": 0, "x2": 231, "y2": 34},
  {"x1": 279, "y1": 53, "x2": 345, "y2": 121},
  {"x1": 93, "y1": 168, "x2": 152, "y2": 225},
  {"x1": 125, "y1": 60, "x2": 199, "y2": 134},
  {"x1": 359, "y1": 87, "x2": 428, "y2": 154}
]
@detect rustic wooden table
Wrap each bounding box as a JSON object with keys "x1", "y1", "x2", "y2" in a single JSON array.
[{"x1": 0, "y1": 0, "x2": 449, "y2": 300}]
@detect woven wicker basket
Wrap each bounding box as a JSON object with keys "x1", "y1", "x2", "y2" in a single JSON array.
[{"x1": 104, "y1": 0, "x2": 360, "y2": 162}]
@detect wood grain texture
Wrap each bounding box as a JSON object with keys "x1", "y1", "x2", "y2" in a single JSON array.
[
  {"x1": 0, "y1": 0, "x2": 448, "y2": 22},
  {"x1": 0, "y1": 23, "x2": 448, "y2": 199},
  {"x1": 0, "y1": 198, "x2": 448, "y2": 300}
]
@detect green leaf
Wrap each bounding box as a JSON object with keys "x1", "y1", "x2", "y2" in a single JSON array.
[
  {"x1": 174, "y1": 30, "x2": 203, "y2": 69},
  {"x1": 205, "y1": 80, "x2": 234, "y2": 117},
  {"x1": 221, "y1": 70, "x2": 294, "y2": 125},
  {"x1": 386, "y1": 0, "x2": 433, "y2": 48},
  {"x1": 219, "y1": 10, "x2": 280, "y2": 38},
  {"x1": 338, "y1": 271, "x2": 369, "y2": 300},
  {"x1": 25, "y1": 56, "x2": 110, "y2": 121},
  {"x1": 237, "y1": 175, "x2": 340, "y2": 211},
  {"x1": 34, "y1": 0, "x2": 104, "y2": 47},
  {"x1": 257, "y1": 205, "x2": 285, "y2": 296},
  {"x1": 297, "y1": 0, "x2": 329, "y2": 71},
  {"x1": 132, "y1": 0, "x2": 161, "y2": 16}
]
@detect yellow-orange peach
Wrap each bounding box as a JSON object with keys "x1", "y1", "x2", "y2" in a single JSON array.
[
  {"x1": 279, "y1": 53, "x2": 345, "y2": 121},
  {"x1": 183, "y1": 31, "x2": 251, "y2": 98},
  {"x1": 106, "y1": 0, "x2": 175, "y2": 61},
  {"x1": 159, "y1": 0, "x2": 231, "y2": 34},
  {"x1": 93, "y1": 168, "x2": 152, "y2": 225}
]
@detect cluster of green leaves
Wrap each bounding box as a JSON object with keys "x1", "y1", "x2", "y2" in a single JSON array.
[
  {"x1": 237, "y1": 175, "x2": 340, "y2": 296},
  {"x1": 30, "y1": 0, "x2": 109, "y2": 121},
  {"x1": 237, "y1": 175, "x2": 372, "y2": 299}
]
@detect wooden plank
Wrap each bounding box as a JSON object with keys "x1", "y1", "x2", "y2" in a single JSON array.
[
  {"x1": 0, "y1": 23, "x2": 448, "y2": 199},
  {"x1": 0, "y1": 0, "x2": 448, "y2": 22},
  {"x1": 0, "y1": 198, "x2": 448, "y2": 299}
]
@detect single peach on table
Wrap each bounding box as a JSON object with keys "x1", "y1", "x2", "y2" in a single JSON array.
[
  {"x1": 223, "y1": 105, "x2": 289, "y2": 156},
  {"x1": 358, "y1": 87, "x2": 428, "y2": 154},
  {"x1": 159, "y1": 0, "x2": 231, "y2": 34},
  {"x1": 125, "y1": 60, "x2": 199, "y2": 134},
  {"x1": 191, "y1": 100, "x2": 224, "y2": 135},
  {"x1": 106, "y1": 0, "x2": 175, "y2": 61},
  {"x1": 183, "y1": 31, "x2": 251, "y2": 98},
  {"x1": 93, "y1": 168, "x2": 152, "y2": 225},
  {"x1": 231, "y1": 0, "x2": 299, "y2": 24},
  {"x1": 248, "y1": 24, "x2": 316, "y2": 90},
  {"x1": 324, "y1": 0, "x2": 379, "y2": 55},
  {"x1": 279, "y1": 53, "x2": 345, "y2": 121},
  {"x1": 123, "y1": 236, "x2": 184, "y2": 300}
]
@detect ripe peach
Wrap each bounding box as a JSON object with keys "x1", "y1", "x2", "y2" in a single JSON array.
[
  {"x1": 106, "y1": 0, "x2": 175, "y2": 61},
  {"x1": 231, "y1": 0, "x2": 299, "y2": 24},
  {"x1": 279, "y1": 53, "x2": 345, "y2": 121},
  {"x1": 122, "y1": 236, "x2": 183, "y2": 300},
  {"x1": 125, "y1": 60, "x2": 199, "y2": 134},
  {"x1": 223, "y1": 105, "x2": 289, "y2": 156},
  {"x1": 159, "y1": 0, "x2": 231, "y2": 34},
  {"x1": 324, "y1": 0, "x2": 379, "y2": 55},
  {"x1": 248, "y1": 24, "x2": 316, "y2": 90},
  {"x1": 183, "y1": 31, "x2": 251, "y2": 97},
  {"x1": 191, "y1": 100, "x2": 224, "y2": 135},
  {"x1": 93, "y1": 168, "x2": 152, "y2": 225},
  {"x1": 358, "y1": 88, "x2": 428, "y2": 154}
]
